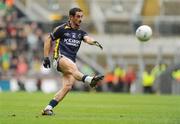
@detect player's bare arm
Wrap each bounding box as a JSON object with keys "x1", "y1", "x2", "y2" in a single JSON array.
[
  {"x1": 43, "y1": 36, "x2": 52, "y2": 68},
  {"x1": 44, "y1": 36, "x2": 52, "y2": 57},
  {"x1": 83, "y1": 35, "x2": 103, "y2": 50}
]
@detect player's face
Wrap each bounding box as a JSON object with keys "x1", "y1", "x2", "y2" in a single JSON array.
[{"x1": 71, "y1": 11, "x2": 83, "y2": 28}]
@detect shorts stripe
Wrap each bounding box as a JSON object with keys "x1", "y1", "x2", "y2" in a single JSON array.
[{"x1": 53, "y1": 38, "x2": 60, "y2": 60}]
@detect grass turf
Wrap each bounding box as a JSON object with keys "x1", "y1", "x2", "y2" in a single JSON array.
[{"x1": 0, "y1": 92, "x2": 180, "y2": 124}]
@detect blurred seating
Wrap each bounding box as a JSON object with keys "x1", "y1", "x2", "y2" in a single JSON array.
[
  {"x1": 155, "y1": 0, "x2": 180, "y2": 36},
  {"x1": 161, "y1": 0, "x2": 180, "y2": 16},
  {"x1": 92, "y1": 0, "x2": 142, "y2": 34}
]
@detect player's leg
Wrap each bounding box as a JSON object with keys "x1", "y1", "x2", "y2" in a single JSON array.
[
  {"x1": 42, "y1": 74, "x2": 75, "y2": 115},
  {"x1": 59, "y1": 56, "x2": 104, "y2": 87},
  {"x1": 53, "y1": 74, "x2": 75, "y2": 102}
]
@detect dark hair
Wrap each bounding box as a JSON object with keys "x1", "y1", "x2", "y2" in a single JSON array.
[{"x1": 69, "y1": 7, "x2": 82, "y2": 16}]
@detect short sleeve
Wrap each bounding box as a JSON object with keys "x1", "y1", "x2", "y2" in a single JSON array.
[
  {"x1": 81, "y1": 30, "x2": 88, "y2": 40},
  {"x1": 50, "y1": 26, "x2": 63, "y2": 41}
]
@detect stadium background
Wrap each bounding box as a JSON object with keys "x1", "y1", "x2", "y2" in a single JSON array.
[{"x1": 1, "y1": 0, "x2": 180, "y2": 94}]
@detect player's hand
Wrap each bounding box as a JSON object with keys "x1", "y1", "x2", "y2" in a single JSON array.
[
  {"x1": 93, "y1": 41, "x2": 103, "y2": 50},
  {"x1": 43, "y1": 57, "x2": 51, "y2": 68}
]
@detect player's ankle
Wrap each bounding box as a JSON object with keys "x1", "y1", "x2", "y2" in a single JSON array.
[
  {"x1": 46, "y1": 99, "x2": 59, "y2": 110},
  {"x1": 82, "y1": 75, "x2": 93, "y2": 84},
  {"x1": 45, "y1": 105, "x2": 53, "y2": 110}
]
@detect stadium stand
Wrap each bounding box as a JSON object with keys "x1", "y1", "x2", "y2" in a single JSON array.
[
  {"x1": 1, "y1": 0, "x2": 180, "y2": 94},
  {"x1": 155, "y1": 0, "x2": 180, "y2": 35},
  {"x1": 89, "y1": 0, "x2": 143, "y2": 34}
]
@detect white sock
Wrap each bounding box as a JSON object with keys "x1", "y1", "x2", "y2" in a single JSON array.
[
  {"x1": 84, "y1": 76, "x2": 93, "y2": 84},
  {"x1": 45, "y1": 105, "x2": 52, "y2": 110}
]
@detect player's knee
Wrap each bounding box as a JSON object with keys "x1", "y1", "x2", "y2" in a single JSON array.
[
  {"x1": 65, "y1": 68, "x2": 73, "y2": 74},
  {"x1": 67, "y1": 68, "x2": 77, "y2": 76}
]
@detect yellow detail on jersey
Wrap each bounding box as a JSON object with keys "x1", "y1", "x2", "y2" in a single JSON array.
[
  {"x1": 53, "y1": 38, "x2": 60, "y2": 60},
  {"x1": 65, "y1": 25, "x2": 71, "y2": 29}
]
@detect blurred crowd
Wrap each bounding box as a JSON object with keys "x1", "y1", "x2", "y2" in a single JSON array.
[
  {"x1": 0, "y1": 2, "x2": 46, "y2": 79},
  {"x1": 1, "y1": 1, "x2": 177, "y2": 94},
  {"x1": 99, "y1": 65, "x2": 136, "y2": 93}
]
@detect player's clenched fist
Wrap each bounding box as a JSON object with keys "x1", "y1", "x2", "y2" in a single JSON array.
[{"x1": 43, "y1": 57, "x2": 51, "y2": 68}]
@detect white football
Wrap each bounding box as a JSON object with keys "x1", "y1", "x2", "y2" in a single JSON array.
[{"x1": 136, "y1": 25, "x2": 152, "y2": 42}]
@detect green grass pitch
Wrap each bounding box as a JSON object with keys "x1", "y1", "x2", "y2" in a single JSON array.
[{"x1": 0, "y1": 92, "x2": 180, "y2": 124}]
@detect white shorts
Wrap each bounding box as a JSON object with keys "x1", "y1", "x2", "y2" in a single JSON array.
[{"x1": 52, "y1": 56, "x2": 63, "y2": 72}]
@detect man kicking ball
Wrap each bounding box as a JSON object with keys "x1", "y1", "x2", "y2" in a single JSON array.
[{"x1": 42, "y1": 7, "x2": 104, "y2": 115}]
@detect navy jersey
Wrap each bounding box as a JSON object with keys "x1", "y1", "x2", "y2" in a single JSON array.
[{"x1": 50, "y1": 22, "x2": 87, "y2": 62}]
